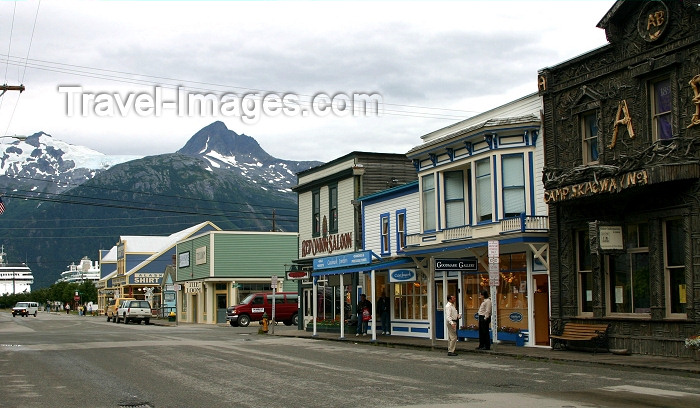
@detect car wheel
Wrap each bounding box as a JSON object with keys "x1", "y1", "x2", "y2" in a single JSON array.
[
  {"x1": 107, "y1": 315, "x2": 111, "y2": 322},
  {"x1": 34, "y1": 312, "x2": 37, "y2": 317},
  {"x1": 291, "y1": 313, "x2": 299, "y2": 326},
  {"x1": 144, "y1": 318, "x2": 150, "y2": 325},
  {"x1": 123, "y1": 314, "x2": 128, "y2": 324},
  {"x1": 238, "y1": 314, "x2": 251, "y2": 327}
]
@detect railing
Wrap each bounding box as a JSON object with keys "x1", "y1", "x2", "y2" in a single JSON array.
[{"x1": 406, "y1": 215, "x2": 548, "y2": 247}]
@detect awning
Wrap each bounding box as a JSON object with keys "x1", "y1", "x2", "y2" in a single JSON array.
[{"x1": 311, "y1": 257, "x2": 412, "y2": 277}]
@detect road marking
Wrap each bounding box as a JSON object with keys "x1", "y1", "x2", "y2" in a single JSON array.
[{"x1": 602, "y1": 385, "x2": 699, "y2": 398}]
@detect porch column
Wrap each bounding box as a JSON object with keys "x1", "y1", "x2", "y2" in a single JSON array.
[
  {"x1": 371, "y1": 269, "x2": 376, "y2": 341},
  {"x1": 312, "y1": 278, "x2": 318, "y2": 337},
  {"x1": 339, "y1": 273, "x2": 345, "y2": 339}
]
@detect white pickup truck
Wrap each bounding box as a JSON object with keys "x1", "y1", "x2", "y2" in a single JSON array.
[{"x1": 116, "y1": 300, "x2": 152, "y2": 324}]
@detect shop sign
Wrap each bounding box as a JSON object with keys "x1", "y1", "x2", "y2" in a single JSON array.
[
  {"x1": 599, "y1": 226, "x2": 624, "y2": 250},
  {"x1": 509, "y1": 312, "x2": 523, "y2": 323},
  {"x1": 434, "y1": 258, "x2": 477, "y2": 272},
  {"x1": 389, "y1": 269, "x2": 416, "y2": 283},
  {"x1": 544, "y1": 169, "x2": 648, "y2": 204},
  {"x1": 301, "y1": 231, "x2": 353, "y2": 257},
  {"x1": 185, "y1": 281, "x2": 201, "y2": 293},
  {"x1": 286, "y1": 270, "x2": 310, "y2": 280},
  {"x1": 131, "y1": 273, "x2": 161, "y2": 285},
  {"x1": 195, "y1": 246, "x2": 207, "y2": 265},
  {"x1": 178, "y1": 251, "x2": 190, "y2": 268},
  {"x1": 313, "y1": 250, "x2": 371, "y2": 270}
]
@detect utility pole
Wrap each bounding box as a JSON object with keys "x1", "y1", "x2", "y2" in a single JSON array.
[
  {"x1": 0, "y1": 84, "x2": 25, "y2": 97},
  {"x1": 271, "y1": 209, "x2": 276, "y2": 232}
]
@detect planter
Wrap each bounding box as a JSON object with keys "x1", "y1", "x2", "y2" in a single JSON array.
[
  {"x1": 497, "y1": 331, "x2": 525, "y2": 347},
  {"x1": 457, "y1": 329, "x2": 479, "y2": 341},
  {"x1": 306, "y1": 326, "x2": 354, "y2": 333}
]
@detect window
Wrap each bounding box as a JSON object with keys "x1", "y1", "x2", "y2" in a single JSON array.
[
  {"x1": 393, "y1": 271, "x2": 428, "y2": 320},
  {"x1": 475, "y1": 158, "x2": 492, "y2": 222},
  {"x1": 444, "y1": 170, "x2": 465, "y2": 228},
  {"x1": 582, "y1": 112, "x2": 599, "y2": 164},
  {"x1": 396, "y1": 210, "x2": 406, "y2": 251},
  {"x1": 328, "y1": 185, "x2": 338, "y2": 233},
  {"x1": 608, "y1": 223, "x2": 650, "y2": 314},
  {"x1": 664, "y1": 219, "x2": 686, "y2": 316},
  {"x1": 422, "y1": 174, "x2": 436, "y2": 231},
  {"x1": 577, "y1": 230, "x2": 593, "y2": 314},
  {"x1": 312, "y1": 190, "x2": 320, "y2": 237},
  {"x1": 651, "y1": 77, "x2": 672, "y2": 141},
  {"x1": 380, "y1": 213, "x2": 390, "y2": 255},
  {"x1": 502, "y1": 155, "x2": 525, "y2": 218}
]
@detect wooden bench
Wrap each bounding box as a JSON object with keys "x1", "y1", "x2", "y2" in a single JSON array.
[{"x1": 550, "y1": 323, "x2": 610, "y2": 354}]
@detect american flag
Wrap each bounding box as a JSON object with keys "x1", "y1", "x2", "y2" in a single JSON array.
[{"x1": 0, "y1": 196, "x2": 5, "y2": 215}]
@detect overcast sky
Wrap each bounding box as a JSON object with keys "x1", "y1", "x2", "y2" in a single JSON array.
[{"x1": 0, "y1": 0, "x2": 613, "y2": 163}]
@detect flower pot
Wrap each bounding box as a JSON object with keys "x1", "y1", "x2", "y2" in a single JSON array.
[
  {"x1": 457, "y1": 329, "x2": 479, "y2": 341},
  {"x1": 497, "y1": 331, "x2": 525, "y2": 346}
]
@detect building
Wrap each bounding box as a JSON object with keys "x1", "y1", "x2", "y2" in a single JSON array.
[
  {"x1": 538, "y1": 0, "x2": 700, "y2": 357},
  {"x1": 175, "y1": 230, "x2": 298, "y2": 324},
  {"x1": 97, "y1": 222, "x2": 219, "y2": 314},
  {"x1": 292, "y1": 152, "x2": 417, "y2": 328},
  {"x1": 404, "y1": 93, "x2": 550, "y2": 346}
]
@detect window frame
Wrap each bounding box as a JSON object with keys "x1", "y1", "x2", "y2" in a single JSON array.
[
  {"x1": 395, "y1": 209, "x2": 407, "y2": 252},
  {"x1": 606, "y1": 223, "x2": 650, "y2": 317},
  {"x1": 501, "y1": 154, "x2": 526, "y2": 218},
  {"x1": 312, "y1": 189, "x2": 321, "y2": 237},
  {"x1": 421, "y1": 174, "x2": 436, "y2": 232},
  {"x1": 576, "y1": 229, "x2": 594, "y2": 316},
  {"x1": 475, "y1": 157, "x2": 492, "y2": 223},
  {"x1": 443, "y1": 170, "x2": 465, "y2": 228},
  {"x1": 650, "y1": 76, "x2": 673, "y2": 141},
  {"x1": 380, "y1": 213, "x2": 390, "y2": 255},
  {"x1": 581, "y1": 111, "x2": 599, "y2": 164},
  {"x1": 328, "y1": 184, "x2": 338, "y2": 234},
  {"x1": 663, "y1": 218, "x2": 687, "y2": 318}
]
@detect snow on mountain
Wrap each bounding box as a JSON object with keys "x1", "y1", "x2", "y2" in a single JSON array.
[{"x1": 0, "y1": 132, "x2": 141, "y2": 193}]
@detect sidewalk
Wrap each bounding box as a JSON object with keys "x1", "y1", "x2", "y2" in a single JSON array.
[{"x1": 272, "y1": 328, "x2": 700, "y2": 375}]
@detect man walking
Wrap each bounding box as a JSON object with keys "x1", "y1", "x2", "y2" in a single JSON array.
[
  {"x1": 477, "y1": 290, "x2": 492, "y2": 350},
  {"x1": 445, "y1": 294, "x2": 461, "y2": 356}
]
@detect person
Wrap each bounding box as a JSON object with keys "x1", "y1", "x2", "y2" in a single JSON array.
[
  {"x1": 477, "y1": 290, "x2": 492, "y2": 350},
  {"x1": 377, "y1": 293, "x2": 391, "y2": 335},
  {"x1": 65, "y1": 303, "x2": 70, "y2": 315},
  {"x1": 87, "y1": 303, "x2": 93, "y2": 316},
  {"x1": 445, "y1": 294, "x2": 461, "y2": 356},
  {"x1": 355, "y1": 294, "x2": 372, "y2": 337}
]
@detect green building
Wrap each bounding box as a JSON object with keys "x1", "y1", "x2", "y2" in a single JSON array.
[{"x1": 175, "y1": 231, "x2": 298, "y2": 324}]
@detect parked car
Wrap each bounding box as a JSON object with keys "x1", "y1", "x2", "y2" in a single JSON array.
[
  {"x1": 12, "y1": 301, "x2": 39, "y2": 317},
  {"x1": 227, "y1": 292, "x2": 298, "y2": 327},
  {"x1": 106, "y1": 297, "x2": 135, "y2": 322},
  {"x1": 116, "y1": 300, "x2": 152, "y2": 324}
]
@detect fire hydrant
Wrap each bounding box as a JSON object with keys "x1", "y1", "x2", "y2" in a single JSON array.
[{"x1": 261, "y1": 312, "x2": 269, "y2": 333}]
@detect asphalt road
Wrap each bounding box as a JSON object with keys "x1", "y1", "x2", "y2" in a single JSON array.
[{"x1": 1, "y1": 311, "x2": 699, "y2": 408}]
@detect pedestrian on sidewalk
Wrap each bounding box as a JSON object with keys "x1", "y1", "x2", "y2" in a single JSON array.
[
  {"x1": 377, "y1": 292, "x2": 391, "y2": 335},
  {"x1": 445, "y1": 294, "x2": 461, "y2": 356},
  {"x1": 65, "y1": 303, "x2": 70, "y2": 315},
  {"x1": 477, "y1": 290, "x2": 492, "y2": 350},
  {"x1": 356, "y1": 294, "x2": 372, "y2": 337}
]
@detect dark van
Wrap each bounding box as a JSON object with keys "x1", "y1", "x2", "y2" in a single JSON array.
[{"x1": 226, "y1": 292, "x2": 299, "y2": 327}]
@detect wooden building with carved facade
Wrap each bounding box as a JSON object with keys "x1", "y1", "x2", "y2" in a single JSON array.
[{"x1": 538, "y1": 0, "x2": 700, "y2": 357}]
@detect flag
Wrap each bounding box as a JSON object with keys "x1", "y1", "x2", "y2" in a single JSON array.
[{"x1": 0, "y1": 196, "x2": 4, "y2": 215}]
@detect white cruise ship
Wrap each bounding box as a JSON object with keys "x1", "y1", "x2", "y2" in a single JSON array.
[
  {"x1": 57, "y1": 257, "x2": 100, "y2": 284},
  {"x1": 0, "y1": 245, "x2": 33, "y2": 295}
]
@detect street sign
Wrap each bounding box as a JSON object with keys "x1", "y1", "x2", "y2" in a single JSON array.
[
  {"x1": 271, "y1": 275, "x2": 278, "y2": 288},
  {"x1": 488, "y1": 240, "x2": 499, "y2": 257}
]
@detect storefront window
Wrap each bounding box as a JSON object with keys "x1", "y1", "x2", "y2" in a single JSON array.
[
  {"x1": 393, "y1": 271, "x2": 428, "y2": 320},
  {"x1": 665, "y1": 219, "x2": 686, "y2": 315},
  {"x1": 577, "y1": 230, "x2": 593, "y2": 314},
  {"x1": 608, "y1": 223, "x2": 650, "y2": 314}
]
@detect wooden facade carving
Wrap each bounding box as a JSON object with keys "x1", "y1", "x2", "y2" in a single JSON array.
[{"x1": 539, "y1": 0, "x2": 700, "y2": 357}]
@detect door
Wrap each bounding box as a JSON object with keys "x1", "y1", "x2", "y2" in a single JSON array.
[
  {"x1": 435, "y1": 279, "x2": 459, "y2": 340},
  {"x1": 216, "y1": 294, "x2": 227, "y2": 323},
  {"x1": 533, "y1": 274, "x2": 550, "y2": 345},
  {"x1": 302, "y1": 288, "x2": 313, "y2": 325}
]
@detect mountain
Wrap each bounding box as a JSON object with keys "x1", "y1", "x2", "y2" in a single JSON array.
[
  {"x1": 0, "y1": 132, "x2": 141, "y2": 195},
  {"x1": 0, "y1": 123, "x2": 322, "y2": 289},
  {"x1": 177, "y1": 121, "x2": 319, "y2": 192}
]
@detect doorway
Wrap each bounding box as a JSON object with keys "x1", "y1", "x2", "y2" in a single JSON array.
[
  {"x1": 435, "y1": 279, "x2": 459, "y2": 340},
  {"x1": 533, "y1": 274, "x2": 550, "y2": 345},
  {"x1": 216, "y1": 294, "x2": 227, "y2": 324}
]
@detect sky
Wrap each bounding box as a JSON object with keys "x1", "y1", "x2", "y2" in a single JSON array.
[{"x1": 0, "y1": 0, "x2": 614, "y2": 163}]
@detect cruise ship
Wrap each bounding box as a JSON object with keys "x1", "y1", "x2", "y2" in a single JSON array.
[
  {"x1": 0, "y1": 245, "x2": 33, "y2": 295},
  {"x1": 57, "y1": 257, "x2": 100, "y2": 284}
]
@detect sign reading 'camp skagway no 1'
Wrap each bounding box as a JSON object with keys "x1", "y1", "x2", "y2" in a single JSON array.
[
  {"x1": 434, "y1": 258, "x2": 478, "y2": 272},
  {"x1": 544, "y1": 169, "x2": 648, "y2": 204}
]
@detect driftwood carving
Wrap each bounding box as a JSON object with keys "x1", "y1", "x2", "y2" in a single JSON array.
[
  {"x1": 689, "y1": 74, "x2": 700, "y2": 128},
  {"x1": 608, "y1": 100, "x2": 635, "y2": 149}
]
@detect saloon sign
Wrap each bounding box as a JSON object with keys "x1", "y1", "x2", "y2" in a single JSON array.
[{"x1": 301, "y1": 231, "x2": 352, "y2": 257}]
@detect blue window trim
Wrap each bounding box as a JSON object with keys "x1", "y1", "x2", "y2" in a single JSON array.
[
  {"x1": 528, "y1": 152, "x2": 535, "y2": 216},
  {"x1": 395, "y1": 209, "x2": 407, "y2": 253},
  {"x1": 380, "y1": 212, "x2": 391, "y2": 255},
  {"x1": 501, "y1": 153, "x2": 525, "y2": 219}
]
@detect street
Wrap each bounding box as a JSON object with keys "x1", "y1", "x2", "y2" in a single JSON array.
[{"x1": 1, "y1": 311, "x2": 699, "y2": 408}]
